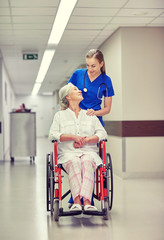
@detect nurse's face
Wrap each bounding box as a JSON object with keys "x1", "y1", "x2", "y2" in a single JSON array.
[{"x1": 86, "y1": 57, "x2": 104, "y2": 77}]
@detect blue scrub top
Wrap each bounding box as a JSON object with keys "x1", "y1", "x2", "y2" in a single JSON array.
[{"x1": 68, "y1": 68, "x2": 114, "y2": 126}]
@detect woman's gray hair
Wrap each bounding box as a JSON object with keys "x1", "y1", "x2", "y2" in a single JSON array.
[{"x1": 59, "y1": 83, "x2": 74, "y2": 110}]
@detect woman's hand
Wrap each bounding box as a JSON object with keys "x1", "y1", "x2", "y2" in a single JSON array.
[
  {"x1": 73, "y1": 136, "x2": 86, "y2": 145},
  {"x1": 86, "y1": 109, "x2": 95, "y2": 116},
  {"x1": 73, "y1": 142, "x2": 81, "y2": 148},
  {"x1": 73, "y1": 137, "x2": 87, "y2": 148}
]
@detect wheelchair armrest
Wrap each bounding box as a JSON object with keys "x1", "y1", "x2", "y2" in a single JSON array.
[{"x1": 99, "y1": 139, "x2": 107, "y2": 143}]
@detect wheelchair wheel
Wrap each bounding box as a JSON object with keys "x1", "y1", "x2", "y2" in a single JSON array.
[
  {"x1": 106, "y1": 153, "x2": 113, "y2": 210},
  {"x1": 46, "y1": 154, "x2": 50, "y2": 211},
  {"x1": 50, "y1": 152, "x2": 55, "y2": 215},
  {"x1": 103, "y1": 198, "x2": 109, "y2": 220},
  {"x1": 54, "y1": 200, "x2": 59, "y2": 221}
]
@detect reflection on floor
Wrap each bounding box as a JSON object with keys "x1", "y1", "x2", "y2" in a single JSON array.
[{"x1": 0, "y1": 137, "x2": 164, "y2": 240}]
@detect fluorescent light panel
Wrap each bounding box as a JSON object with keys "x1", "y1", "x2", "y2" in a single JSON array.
[
  {"x1": 31, "y1": 0, "x2": 77, "y2": 95},
  {"x1": 36, "y1": 49, "x2": 55, "y2": 83},
  {"x1": 48, "y1": 0, "x2": 77, "y2": 45},
  {"x1": 31, "y1": 83, "x2": 42, "y2": 96}
]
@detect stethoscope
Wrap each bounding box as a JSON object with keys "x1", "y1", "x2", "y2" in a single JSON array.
[{"x1": 83, "y1": 70, "x2": 108, "y2": 100}]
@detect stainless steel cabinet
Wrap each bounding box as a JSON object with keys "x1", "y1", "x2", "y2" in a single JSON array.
[{"x1": 10, "y1": 112, "x2": 36, "y2": 162}]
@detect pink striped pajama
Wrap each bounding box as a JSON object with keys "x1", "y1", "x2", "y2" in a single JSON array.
[{"x1": 63, "y1": 154, "x2": 96, "y2": 201}]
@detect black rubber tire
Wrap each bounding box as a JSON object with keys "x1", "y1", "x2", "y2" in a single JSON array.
[
  {"x1": 46, "y1": 154, "x2": 50, "y2": 211},
  {"x1": 103, "y1": 198, "x2": 109, "y2": 220},
  {"x1": 50, "y1": 152, "x2": 54, "y2": 215},
  {"x1": 107, "y1": 153, "x2": 113, "y2": 210},
  {"x1": 54, "y1": 200, "x2": 59, "y2": 221}
]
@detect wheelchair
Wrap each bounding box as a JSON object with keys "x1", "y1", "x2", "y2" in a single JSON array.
[{"x1": 46, "y1": 139, "x2": 113, "y2": 221}]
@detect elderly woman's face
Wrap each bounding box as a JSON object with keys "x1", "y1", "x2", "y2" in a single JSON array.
[{"x1": 68, "y1": 85, "x2": 83, "y2": 101}]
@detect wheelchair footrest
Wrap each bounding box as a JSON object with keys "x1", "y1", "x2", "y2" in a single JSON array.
[
  {"x1": 83, "y1": 209, "x2": 106, "y2": 216},
  {"x1": 59, "y1": 208, "x2": 82, "y2": 216}
]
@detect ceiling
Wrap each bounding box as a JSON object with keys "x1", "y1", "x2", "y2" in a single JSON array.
[{"x1": 0, "y1": 0, "x2": 164, "y2": 96}]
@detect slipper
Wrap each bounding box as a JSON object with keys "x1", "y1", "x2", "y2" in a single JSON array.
[
  {"x1": 70, "y1": 204, "x2": 82, "y2": 212},
  {"x1": 84, "y1": 205, "x2": 98, "y2": 211}
]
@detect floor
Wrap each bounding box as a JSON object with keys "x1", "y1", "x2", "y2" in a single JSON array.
[{"x1": 0, "y1": 137, "x2": 164, "y2": 240}]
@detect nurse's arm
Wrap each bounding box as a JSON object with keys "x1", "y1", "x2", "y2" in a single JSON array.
[{"x1": 87, "y1": 96, "x2": 112, "y2": 116}]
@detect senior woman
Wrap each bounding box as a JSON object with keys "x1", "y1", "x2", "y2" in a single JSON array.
[{"x1": 49, "y1": 83, "x2": 107, "y2": 212}]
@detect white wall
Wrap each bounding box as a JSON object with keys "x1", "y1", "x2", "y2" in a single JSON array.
[
  {"x1": 101, "y1": 29, "x2": 123, "y2": 121},
  {"x1": 122, "y1": 27, "x2": 164, "y2": 120},
  {"x1": 0, "y1": 59, "x2": 3, "y2": 160},
  {"x1": 0, "y1": 58, "x2": 15, "y2": 161},
  {"x1": 100, "y1": 27, "x2": 164, "y2": 178}
]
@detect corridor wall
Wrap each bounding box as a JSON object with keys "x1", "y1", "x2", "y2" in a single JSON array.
[
  {"x1": 0, "y1": 57, "x2": 15, "y2": 161},
  {"x1": 101, "y1": 27, "x2": 164, "y2": 178}
]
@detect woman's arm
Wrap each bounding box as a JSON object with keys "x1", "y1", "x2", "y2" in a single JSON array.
[
  {"x1": 85, "y1": 135, "x2": 99, "y2": 143},
  {"x1": 86, "y1": 96, "x2": 112, "y2": 116}
]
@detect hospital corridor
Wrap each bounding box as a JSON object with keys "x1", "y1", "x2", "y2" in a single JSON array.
[
  {"x1": 0, "y1": 0, "x2": 164, "y2": 240},
  {"x1": 0, "y1": 138, "x2": 164, "y2": 240}
]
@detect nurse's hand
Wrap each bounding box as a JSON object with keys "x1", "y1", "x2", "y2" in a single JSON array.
[{"x1": 86, "y1": 109, "x2": 95, "y2": 116}]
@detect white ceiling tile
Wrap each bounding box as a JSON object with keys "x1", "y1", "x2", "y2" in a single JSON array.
[
  {"x1": 149, "y1": 23, "x2": 164, "y2": 26},
  {"x1": 0, "y1": 39, "x2": 14, "y2": 45},
  {"x1": 111, "y1": 16, "x2": 154, "y2": 24},
  {"x1": 117, "y1": 8, "x2": 164, "y2": 17},
  {"x1": 125, "y1": 0, "x2": 164, "y2": 8},
  {"x1": 13, "y1": 23, "x2": 52, "y2": 30},
  {"x1": 12, "y1": 16, "x2": 54, "y2": 24},
  {"x1": 92, "y1": 39, "x2": 107, "y2": 48},
  {"x1": 73, "y1": 8, "x2": 119, "y2": 17},
  {"x1": 0, "y1": 24, "x2": 12, "y2": 30},
  {"x1": 0, "y1": 0, "x2": 164, "y2": 95},
  {"x1": 77, "y1": 0, "x2": 128, "y2": 8},
  {"x1": 67, "y1": 23, "x2": 105, "y2": 30},
  {"x1": 11, "y1": 7, "x2": 57, "y2": 16},
  {"x1": 0, "y1": 16, "x2": 11, "y2": 23},
  {"x1": 70, "y1": 16, "x2": 112, "y2": 24},
  {"x1": 0, "y1": 8, "x2": 10, "y2": 15},
  {"x1": 150, "y1": 17, "x2": 164, "y2": 24},
  {"x1": 62, "y1": 34, "x2": 96, "y2": 41},
  {"x1": 64, "y1": 29, "x2": 100, "y2": 36},
  {"x1": 10, "y1": 0, "x2": 59, "y2": 7},
  {"x1": 0, "y1": 30, "x2": 13, "y2": 35},
  {"x1": 98, "y1": 29, "x2": 115, "y2": 37},
  {"x1": 13, "y1": 29, "x2": 50, "y2": 36},
  {"x1": 0, "y1": 0, "x2": 9, "y2": 7},
  {"x1": 104, "y1": 24, "x2": 119, "y2": 31}
]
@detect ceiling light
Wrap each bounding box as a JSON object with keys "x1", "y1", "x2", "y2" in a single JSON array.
[
  {"x1": 31, "y1": 0, "x2": 77, "y2": 96},
  {"x1": 31, "y1": 83, "x2": 42, "y2": 96},
  {"x1": 36, "y1": 49, "x2": 55, "y2": 83},
  {"x1": 48, "y1": 0, "x2": 77, "y2": 45}
]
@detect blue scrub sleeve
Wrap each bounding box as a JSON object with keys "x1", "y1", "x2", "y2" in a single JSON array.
[
  {"x1": 68, "y1": 71, "x2": 77, "y2": 85},
  {"x1": 104, "y1": 79, "x2": 115, "y2": 97}
]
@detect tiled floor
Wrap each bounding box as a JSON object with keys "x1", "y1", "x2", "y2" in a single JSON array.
[{"x1": 0, "y1": 138, "x2": 164, "y2": 240}]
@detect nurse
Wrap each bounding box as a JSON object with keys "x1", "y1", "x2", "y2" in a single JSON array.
[{"x1": 68, "y1": 49, "x2": 114, "y2": 126}]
